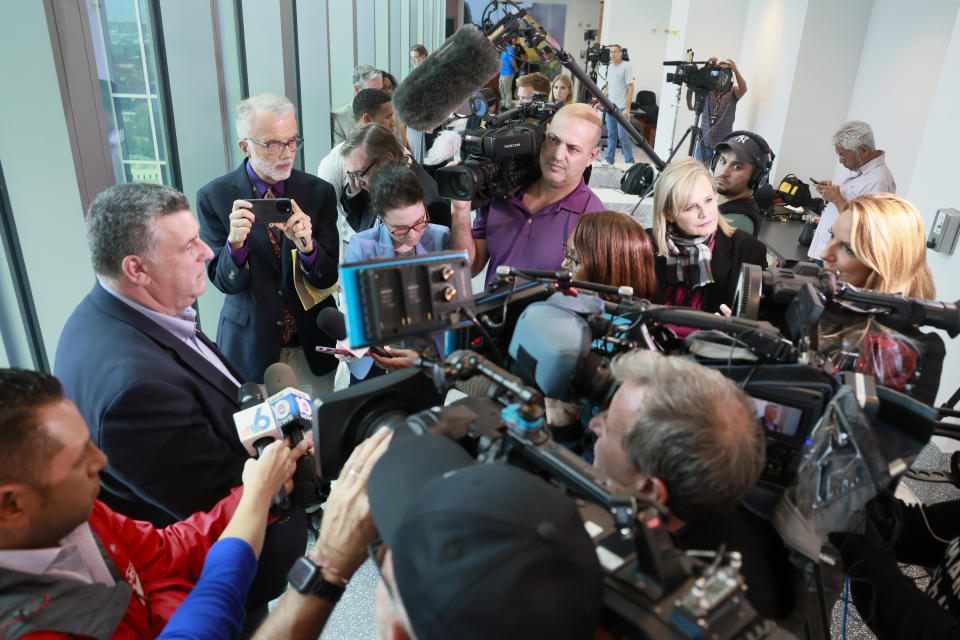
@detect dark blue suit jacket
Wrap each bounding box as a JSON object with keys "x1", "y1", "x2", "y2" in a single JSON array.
[
  {"x1": 55, "y1": 283, "x2": 305, "y2": 608},
  {"x1": 197, "y1": 163, "x2": 340, "y2": 382}
]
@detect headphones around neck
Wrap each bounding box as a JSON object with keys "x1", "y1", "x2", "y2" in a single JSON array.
[{"x1": 711, "y1": 130, "x2": 776, "y2": 192}]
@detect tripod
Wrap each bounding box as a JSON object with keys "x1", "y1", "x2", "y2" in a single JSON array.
[
  {"x1": 625, "y1": 87, "x2": 709, "y2": 215},
  {"x1": 665, "y1": 88, "x2": 709, "y2": 164}
]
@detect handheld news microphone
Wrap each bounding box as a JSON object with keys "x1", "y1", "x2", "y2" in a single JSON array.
[
  {"x1": 263, "y1": 362, "x2": 322, "y2": 508},
  {"x1": 233, "y1": 381, "x2": 291, "y2": 511},
  {"x1": 316, "y1": 307, "x2": 347, "y2": 341},
  {"x1": 392, "y1": 24, "x2": 501, "y2": 132},
  {"x1": 233, "y1": 382, "x2": 284, "y2": 457},
  {"x1": 264, "y1": 363, "x2": 313, "y2": 444}
]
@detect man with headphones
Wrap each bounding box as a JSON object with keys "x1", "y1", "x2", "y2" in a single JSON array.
[{"x1": 711, "y1": 130, "x2": 774, "y2": 236}]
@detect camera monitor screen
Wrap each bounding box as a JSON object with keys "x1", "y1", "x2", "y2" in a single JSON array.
[{"x1": 750, "y1": 397, "x2": 803, "y2": 438}]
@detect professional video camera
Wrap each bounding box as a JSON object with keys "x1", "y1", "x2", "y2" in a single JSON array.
[
  {"x1": 665, "y1": 59, "x2": 733, "y2": 94},
  {"x1": 313, "y1": 356, "x2": 780, "y2": 639},
  {"x1": 436, "y1": 96, "x2": 562, "y2": 207},
  {"x1": 323, "y1": 252, "x2": 960, "y2": 635},
  {"x1": 585, "y1": 44, "x2": 630, "y2": 65}
]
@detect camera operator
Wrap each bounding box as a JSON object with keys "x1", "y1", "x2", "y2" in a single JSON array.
[
  {"x1": 807, "y1": 120, "x2": 896, "y2": 264},
  {"x1": 597, "y1": 44, "x2": 635, "y2": 167},
  {"x1": 256, "y1": 430, "x2": 604, "y2": 639},
  {"x1": 688, "y1": 57, "x2": 747, "y2": 163},
  {"x1": 340, "y1": 123, "x2": 450, "y2": 233},
  {"x1": 588, "y1": 349, "x2": 796, "y2": 622},
  {"x1": 817, "y1": 193, "x2": 943, "y2": 404},
  {"x1": 451, "y1": 103, "x2": 606, "y2": 287}
]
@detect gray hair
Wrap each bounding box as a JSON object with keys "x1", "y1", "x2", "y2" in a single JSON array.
[
  {"x1": 610, "y1": 350, "x2": 765, "y2": 522},
  {"x1": 832, "y1": 120, "x2": 875, "y2": 151},
  {"x1": 235, "y1": 93, "x2": 295, "y2": 140},
  {"x1": 86, "y1": 182, "x2": 189, "y2": 278},
  {"x1": 341, "y1": 123, "x2": 404, "y2": 164},
  {"x1": 353, "y1": 64, "x2": 382, "y2": 87}
]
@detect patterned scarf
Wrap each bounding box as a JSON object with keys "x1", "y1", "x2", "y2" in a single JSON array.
[{"x1": 664, "y1": 224, "x2": 715, "y2": 290}]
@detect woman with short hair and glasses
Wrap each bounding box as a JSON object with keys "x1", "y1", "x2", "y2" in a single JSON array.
[
  {"x1": 341, "y1": 161, "x2": 451, "y2": 381},
  {"x1": 346, "y1": 161, "x2": 450, "y2": 260},
  {"x1": 340, "y1": 124, "x2": 450, "y2": 233}
]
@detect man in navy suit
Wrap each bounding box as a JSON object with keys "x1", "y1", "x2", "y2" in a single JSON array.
[
  {"x1": 197, "y1": 93, "x2": 340, "y2": 396},
  {"x1": 54, "y1": 182, "x2": 305, "y2": 619}
]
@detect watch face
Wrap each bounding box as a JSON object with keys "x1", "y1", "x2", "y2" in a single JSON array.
[{"x1": 288, "y1": 557, "x2": 317, "y2": 591}]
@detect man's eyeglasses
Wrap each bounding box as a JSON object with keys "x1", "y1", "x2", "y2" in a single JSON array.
[
  {"x1": 383, "y1": 211, "x2": 429, "y2": 236},
  {"x1": 561, "y1": 241, "x2": 580, "y2": 267},
  {"x1": 346, "y1": 160, "x2": 377, "y2": 182},
  {"x1": 245, "y1": 136, "x2": 303, "y2": 156}
]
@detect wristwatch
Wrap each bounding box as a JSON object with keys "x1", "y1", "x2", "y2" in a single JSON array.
[{"x1": 287, "y1": 556, "x2": 346, "y2": 602}]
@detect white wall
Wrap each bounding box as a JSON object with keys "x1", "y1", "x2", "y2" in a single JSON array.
[
  {"x1": 557, "y1": 0, "x2": 603, "y2": 98},
  {"x1": 733, "y1": 0, "x2": 809, "y2": 179},
  {"x1": 844, "y1": 0, "x2": 959, "y2": 191},
  {"x1": 600, "y1": 0, "x2": 672, "y2": 105},
  {"x1": 900, "y1": 5, "x2": 960, "y2": 406},
  {"x1": 776, "y1": 0, "x2": 871, "y2": 186},
  {"x1": 665, "y1": 0, "x2": 749, "y2": 154}
]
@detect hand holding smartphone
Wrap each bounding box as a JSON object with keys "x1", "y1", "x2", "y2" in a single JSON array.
[
  {"x1": 248, "y1": 198, "x2": 293, "y2": 225},
  {"x1": 315, "y1": 344, "x2": 390, "y2": 357},
  {"x1": 314, "y1": 346, "x2": 355, "y2": 357}
]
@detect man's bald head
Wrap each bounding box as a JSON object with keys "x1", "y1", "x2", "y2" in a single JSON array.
[{"x1": 551, "y1": 103, "x2": 603, "y2": 149}]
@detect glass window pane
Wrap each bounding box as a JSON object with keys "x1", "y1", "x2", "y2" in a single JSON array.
[
  {"x1": 88, "y1": 0, "x2": 174, "y2": 187},
  {"x1": 103, "y1": 1, "x2": 146, "y2": 94},
  {"x1": 138, "y1": 0, "x2": 159, "y2": 94},
  {"x1": 151, "y1": 98, "x2": 167, "y2": 162},
  {"x1": 115, "y1": 97, "x2": 155, "y2": 161}
]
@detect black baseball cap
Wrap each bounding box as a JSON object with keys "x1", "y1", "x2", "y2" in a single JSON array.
[
  {"x1": 715, "y1": 132, "x2": 768, "y2": 167},
  {"x1": 368, "y1": 434, "x2": 604, "y2": 640}
]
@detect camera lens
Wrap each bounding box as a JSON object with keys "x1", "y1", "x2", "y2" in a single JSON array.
[
  {"x1": 278, "y1": 201, "x2": 292, "y2": 214},
  {"x1": 451, "y1": 172, "x2": 471, "y2": 198}
]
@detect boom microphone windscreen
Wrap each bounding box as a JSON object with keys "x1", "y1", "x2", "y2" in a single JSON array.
[{"x1": 393, "y1": 24, "x2": 501, "y2": 132}]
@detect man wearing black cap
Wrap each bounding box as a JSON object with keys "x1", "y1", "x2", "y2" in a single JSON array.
[
  {"x1": 255, "y1": 429, "x2": 604, "y2": 639},
  {"x1": 711, "y1": 131, "x2": 773, "y2": 235}
]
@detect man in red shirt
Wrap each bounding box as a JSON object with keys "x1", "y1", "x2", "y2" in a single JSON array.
[{"x1": 0, "y1": 368, "x2": 302, "y2": 639}]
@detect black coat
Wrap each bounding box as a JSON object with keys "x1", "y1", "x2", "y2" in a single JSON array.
[
  {"x1": 55, "y1": 283, "x2": 306, "y2": 608},
  {"x1": 197, "y1": 163, "x2": 340, "y2": 381},
  {"x1": 654, "y1": 228, "x2": 768, "y2": 313}
]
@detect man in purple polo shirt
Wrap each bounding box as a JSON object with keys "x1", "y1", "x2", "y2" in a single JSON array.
[{"x1": 451, "y1": 103, "x2": 605, "y2": 286}]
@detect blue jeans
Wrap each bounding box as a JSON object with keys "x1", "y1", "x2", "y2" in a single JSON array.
[
  {"x1": 695, "y1": 142, "x2": 715, "y2": 165},
  {"x1": 605, "y1": 112, "x2": 634, "y2": 163}
]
